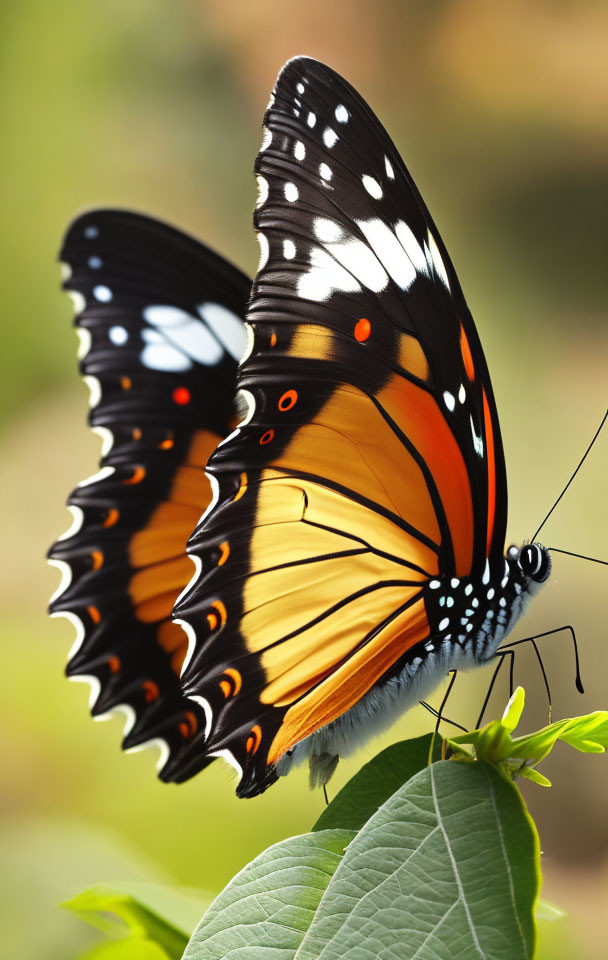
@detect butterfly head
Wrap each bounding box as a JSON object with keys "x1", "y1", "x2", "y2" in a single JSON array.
[{"x1": 508, "y1": 542, "x2": 552, "y2": 589}]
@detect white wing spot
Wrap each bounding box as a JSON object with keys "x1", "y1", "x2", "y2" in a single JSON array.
[
  {"x1": 284, "y1": 182, "x2": 299, "y2": 202},
  {"x1": 297, "y1": 247, "x2": 361, "y2": 302},
  {"x1": 439, "y1": 617, "x2": 450, "y2": 631},
  {"x1": 362, "y1": 175, "x2": 383, "y2": 199},
  {"x1": 260, "y1": 126, "x2": 272, "y2": 151},
  {"x1": 459, "y1": 383, "x2": 466, "y2": 404},
  {"x1": 140, "y1": 332, "x2": 191, "y2": 372},
  {"x1": 197, "y1": 302, "x2": 247, "y2": 361},
  {"x1": 319, "y1": 163, "x2": 332, "y2": 181},
  {"x1": 93, "y1": 285, "x2": 112, "y2": 302},
  {"x1": 83, "y1": 375, "x2": 101, "y2": 408},
  {"x1": 314, "y1": 218, "x2": 343, "y2": 243},
  {"x1": 307, "y1": 111, "x2": 316, "y2": 128},
  {"x1": 297, "y1": 82, "x2": 305, "y2": 95},
  {"x1": 323, "y1": 127, "x2": 338, "y2": 148},
  {"x1": 76, "y1": 327, "x2": 91, "y2": 359},
  {"x1": 443, "y1": 391, "x2": 456, "y2": 412},
  {"x1": 394, "y1": 221, "x2": 429, "y2": 276},
  {"x1": 384, "y1": 156, "x2": 395, "y2": 179},
  {"x1": 143, "y1": 305, "x2": 225, "y2": 367},
  {"x1": 335, "y1": 104, "x2": 349, "y2": 123},
  {"x1": 78, "y1": 465, "x2": 115, "y2": 488},
  {"x1": 109, "y1": 325, "x2": 128, "y2": 345},
  {"x1": 88, "y1": 256, "x2": 102, "y2": 269},
  {"x1": 470, "y1": 416, "x2": 484, "y2": 457},
  {"x1": 256, "y1": 175, "x2": 269, "y2": 208},
  {"x1": 294, "y1": 140, "x2": 306, "y2": 161},
  {"x1": 428, "y1": 230, "x2": 451, "y2": 290},
  {"x1": 84, "y1": 225, "x2": 98, "y2": 239},
  {"x1": 257, "y1": 231, "x2": 269, "y2": 269},
  {"x1": 68, "y1": 290, "x2": 86, "y2": 314},
  {"x1": 356, "y1": 218, "x2": 416, "y2": 290},
  {"x1": 283, "y1": 239, "x2": 296, "y2": 259}
]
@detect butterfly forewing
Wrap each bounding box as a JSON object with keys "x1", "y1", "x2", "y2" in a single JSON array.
[
  {"x1": 174, "y1": 58, "x2": 508, "y2": 797},
  {"x1": 48, "y1": 209, "x2": 250, "y2": 780}
]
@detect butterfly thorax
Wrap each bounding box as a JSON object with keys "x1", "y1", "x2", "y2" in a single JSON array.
[{"x1": 423, "y1": 542, "x2": 552, "y2": 667}]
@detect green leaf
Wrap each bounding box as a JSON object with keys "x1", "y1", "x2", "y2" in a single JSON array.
[
  {"x1": 183, "y1": 829, "x2": 355, "y2": 960},
  {"x1": 313, "y1": 733, "x2": 442, "y2": 832},
  {"x1": 297, "y1": 760, "x2": 540, "y2": 960},
  {"x1": 64, "y1": 881, "x2": 211, "y2": 959},
  {"x1": 448, "y1": 687, "x2": 608, "y2": 786}
]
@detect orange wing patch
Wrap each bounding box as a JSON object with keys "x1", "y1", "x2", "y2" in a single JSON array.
[
  {"x1": 126, "y1": 429, "x2": 221, "y2": 670},
  {"x1": 376, "y1": 376, "x2": 474, "y2": 577},
  {"x1": 271, "y1": 384, "x2": 441, "y2": 547}
]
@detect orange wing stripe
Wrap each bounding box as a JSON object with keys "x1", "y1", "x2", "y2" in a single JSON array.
[
  {"x1": 377, "y1": 376, "x2": 474, "y2": 576},
  {"x1": 460, "y1": 323, "x2": 475, "y2": 381},
  {"x1": 482, "y1": 389, "x2": 496, "y2": 555}
]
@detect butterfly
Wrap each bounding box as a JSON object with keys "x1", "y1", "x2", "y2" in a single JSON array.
[
  {"x1": 50, "y1": 58, "x2": 552, "y2": 798},
  {"x1": 48, "y1": 209, "x2": 251, "y2": 781}
]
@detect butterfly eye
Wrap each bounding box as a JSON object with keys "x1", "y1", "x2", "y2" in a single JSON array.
[{"x1": 518, "y1": 544, "x2": 551, "y2": 582}]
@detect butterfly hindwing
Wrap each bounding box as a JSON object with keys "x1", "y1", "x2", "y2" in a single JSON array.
[
  {"x1": 48, "y1": 209, "x2": 250, "y2": 780},
  {"x1": 172, "y1": 58, "x2": 510, "y2": 797}
]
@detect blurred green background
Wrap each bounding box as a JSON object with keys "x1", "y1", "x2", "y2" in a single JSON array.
[{"x1": 1, "y1": 1, "x2": 606, "y2": 957}]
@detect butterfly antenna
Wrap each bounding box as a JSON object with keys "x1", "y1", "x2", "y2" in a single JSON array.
[
  {"x1": 548, "y1": 548, "x2": 608, "y2": 567},
  {"x1": 323, "y1": 784, "x2": 329, "y2": 807},
  {"x1": 531, "y1": 408, "x2": 607, "y2": 543}
]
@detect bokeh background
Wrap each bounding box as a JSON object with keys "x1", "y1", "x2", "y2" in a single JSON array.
[{"x1": 2, "y1": 2, "x2": 607, "y2": 958}]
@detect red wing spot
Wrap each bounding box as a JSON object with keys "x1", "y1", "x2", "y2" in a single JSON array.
[
  {"x1": 121, "y1": 376, "x2": 132, "y2": 390},
  {"x1": 220, "y1": 680, "x2": 231, "y2": 698},
  {"x1": 159, "y1": 437, "x2": 174, "y2": 450},
  {"x1": 91, "y1": 550, "x2": 104, "y2": 571},
  {"x1": 103, "y1": 508, "x2": 119, "y2": 528},
  {"x1": 278, "y1": 389, "x2": 298, "y2": 411},
  {"x1": 354, "y1": 318, "x2": 371, "y2": 342},
  {"x1": 179, "y1": 710, "x2": 198, "y2": 738},
  {"x1": 246, "y1": 724, "x2": 262, "y2": 754},
  {"x1": 172, "y1": 386, "x2": 191, "y2": 406},
  {"x1": 218, "y1": 541, "x2": 230, "y2": 566},
  {"x1": 259, "y1": 429, "x2": 274, "y2": 445},
  {"x1": 87, "y1": 605, "x2": 101, "y2": 625},
  {"x1": 460, "y1": 323, "x2": 475, "y2": 381},
  {"x1": 107, "y1": 655, "x2": 121, "y2": 674},
  {"x1": 207, "y1": 612, "x2": 218, "y2": 630},
  {"x1": 270, "y1": 331, "x2": 277, "y2": 347},
  {"x1": 132, "y1": 427, "x2": 142, "y2": 441},
  {"x1": 142, "y1": 680, "x2": 159, "y2": 702}
]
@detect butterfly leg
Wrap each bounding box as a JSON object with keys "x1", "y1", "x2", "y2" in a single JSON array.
[
  {"x1": 419, "y1": 699, "x2": 468, "y2": 733},
  {"x1": 475, "y1": 649, "x2": 515, "y2": 729},
  {"x1": 499, "y1": 625, "x2": 584, "y2": 721}
]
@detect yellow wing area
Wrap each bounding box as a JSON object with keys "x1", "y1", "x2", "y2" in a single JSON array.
[{"x1": 239, "y1": 467, "x2": 437, "y2": 764}]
